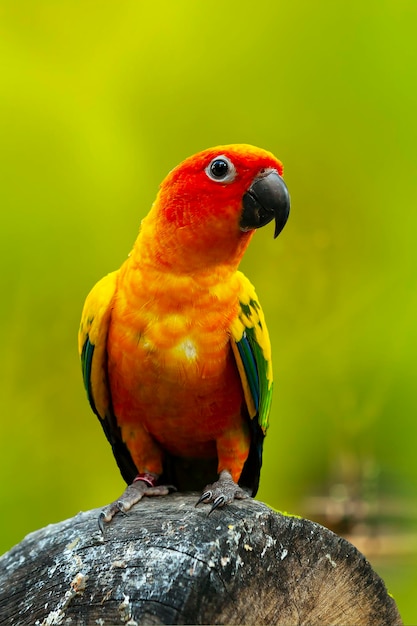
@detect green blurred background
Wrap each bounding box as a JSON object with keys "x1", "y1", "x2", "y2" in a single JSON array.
[{"x1": 1, "y1": 0, "x2": 416, "y2": 621}]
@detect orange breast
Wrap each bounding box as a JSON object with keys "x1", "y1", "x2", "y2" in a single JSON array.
[{"x1": 107, "y1": 259, "x2": 245, "y2": 460}]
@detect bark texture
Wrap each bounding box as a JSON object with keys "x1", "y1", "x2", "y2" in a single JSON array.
[{"x1": 0, "y1": 494, "x2": 402, "y2": 625}]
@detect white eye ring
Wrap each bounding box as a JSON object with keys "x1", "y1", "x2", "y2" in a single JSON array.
[{"x1": 205, "y1": 155, "x2": 236, "y2": 183}]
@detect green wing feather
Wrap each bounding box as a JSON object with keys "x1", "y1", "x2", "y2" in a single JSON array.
[{"x1": 230, "y1": 272, "x2": 273, "y2": 434}]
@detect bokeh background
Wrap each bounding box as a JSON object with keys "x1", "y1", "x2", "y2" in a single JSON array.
[{"x1": 1, "y1": 1, "x2": 416, "y2": 621}]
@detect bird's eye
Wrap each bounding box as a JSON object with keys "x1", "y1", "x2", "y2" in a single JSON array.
[{"x1": 205, "y1": 156, "x2": 236, "y2": 183}]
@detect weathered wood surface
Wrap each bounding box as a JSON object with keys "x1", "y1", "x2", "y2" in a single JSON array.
[{"x1": 0, "y1": 494, "x2": 401, "y2": 625}]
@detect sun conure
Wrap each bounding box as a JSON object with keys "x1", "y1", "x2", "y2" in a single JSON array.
[{"x1": 78, "y1": 144, "x2": 290, "y2": 530}]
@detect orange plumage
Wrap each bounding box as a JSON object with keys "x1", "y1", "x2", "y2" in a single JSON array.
[
  {"x1": 79, "y1": 144, "x2": 290, "y2": 521},
  {"x1": 108, "y1": 259, "x2": 250, "y2": 481}
]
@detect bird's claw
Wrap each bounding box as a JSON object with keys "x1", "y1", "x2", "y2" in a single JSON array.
[
  {"x1": 195, "y1": 470, "x2": 250, "y2": 514},
  {"x1": 98, "y1": 477, "x2": 173, "y2": 534},
  {"x1": 209, "y1": 495, "x2": 226, "y2": 515},
  {"x1": 195, "y1": 490, "x2": 212, "y2": 506},
  {"x1": 98, "y1": 511, "x2": 107, "y2": 535},
  {"x1": 116, "y1": 501, "x2": 129, "y2": 515}
]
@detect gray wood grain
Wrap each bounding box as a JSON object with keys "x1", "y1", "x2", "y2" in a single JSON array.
[{"x1": 0, "y1": 494, "x2": 402, "y2": 625}]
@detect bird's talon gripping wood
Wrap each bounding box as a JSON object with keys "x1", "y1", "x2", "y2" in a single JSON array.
[
  {"x1": 209, "y1": 497, "x2": 225, "y2": 515},
  {"x1": 195, "y1": 490, "x2": 213, "y2": 507},
  {"x1": 98, "y1": 480, "x2": 175, "y2": 531},
  {"x1": 79, "y1": 144, "x2": 290, "y2": 523},
  {"x1": 198, "y1": 469, "x2": 250, "y2": 515},
  {"x1": 116, "y1": 502, "x2": 128, "y2": 515}
]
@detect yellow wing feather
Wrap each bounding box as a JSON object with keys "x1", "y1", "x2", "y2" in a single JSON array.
[
  {"x1": 230, "y1": 272, "x2": 273, "y2": 432},
  {"x1": 78, "y1": 271, "x2": 118, "y2": 420}
]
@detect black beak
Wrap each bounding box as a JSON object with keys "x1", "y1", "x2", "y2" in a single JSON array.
[{"x1": 241, "y1": 170, "x2": 290, "y2": 239}]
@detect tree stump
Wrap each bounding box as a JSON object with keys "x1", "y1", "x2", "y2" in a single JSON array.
[{"x1": 0, "y1": 494, "x2": 401, "y2": 625}]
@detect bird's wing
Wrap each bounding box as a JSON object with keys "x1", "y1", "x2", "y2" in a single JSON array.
[
  {"x1": 78, "y1": 271, "x2": 137, "y2": 483},
  {"x1": 230, "y1": 272, "x2": 273, "y2": 494}
]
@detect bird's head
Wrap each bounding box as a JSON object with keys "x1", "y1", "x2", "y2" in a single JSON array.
[{"x1": 140, "y1": 144, "x2": 290, "y2": 271}]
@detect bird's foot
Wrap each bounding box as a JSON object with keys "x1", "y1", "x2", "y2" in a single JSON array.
[
  {"x1": 196, "y1": 469, "x2": 250, "y2": 514},
  {"x1": 98, "y1": 473, "x2": 175, "y2": 533}
]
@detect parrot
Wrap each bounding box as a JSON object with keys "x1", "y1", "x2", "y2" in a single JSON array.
[{"x1": 78, "y1": 144, "x2": 290, "y2": 531}]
